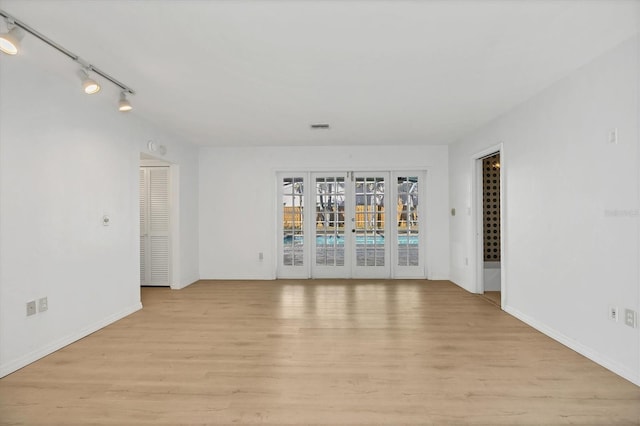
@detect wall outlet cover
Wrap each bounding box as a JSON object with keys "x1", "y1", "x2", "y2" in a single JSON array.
[
  {"x1": 624, "y1": 309, "x2": 637, "y2": 328},
  {"x1": 26, "y1": 300, "x2": 36, "y2": 316}
]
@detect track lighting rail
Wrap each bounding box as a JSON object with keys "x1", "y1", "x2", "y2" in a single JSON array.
[{"x1": 0, "y1": 9, "x2": 135, "y2": 95}]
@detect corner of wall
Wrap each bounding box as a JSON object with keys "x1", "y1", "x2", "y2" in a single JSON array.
[{"x1": 0, "y1": 303, "x2": 141, "y2": 378}]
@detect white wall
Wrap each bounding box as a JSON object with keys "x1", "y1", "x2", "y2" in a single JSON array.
[
  {"x1": 199, "y1": 145, "x2": 449, "y2": 280},
  {"x1": 449, "y1": 36, "x2": 640, "y2": 385},
  {"x1": 0, "y1": 35, "x2": 199, "y2": 377}
]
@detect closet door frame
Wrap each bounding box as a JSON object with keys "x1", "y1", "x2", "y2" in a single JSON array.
[{"x1": 140, "y1": 165, "x2": 173, "y2": 287}]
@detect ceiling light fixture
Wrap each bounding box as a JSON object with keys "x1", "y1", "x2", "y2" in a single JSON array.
[
  {"x1": 118, "y1": 91, "x2": 132, "y2": 112},
  {"x1": 0, "y1": 19, "x2": 23, "y2": 55},
  {"x1": 78, "y1": 68, "x2": 101, "y2": 94},
  {"x1": 0, "y1": 9, "x2": 135, "y2": 110}
]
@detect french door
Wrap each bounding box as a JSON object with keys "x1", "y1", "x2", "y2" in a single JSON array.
[
  {"x1": 350, "y1": 172, "x2": 389, "y2": 278},
  {"x1": 311, "y1": 172, "x2": 350, "y2": 277},
  {"x1": 278, "y1": 171, "x2": 425, "y2": 279},
  {"x1": 393, "y1": 172, "x2": 424, "y2": 278}
]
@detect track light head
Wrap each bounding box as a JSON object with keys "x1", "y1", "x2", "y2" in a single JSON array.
[
  {"x1": 78, "y1": 68, "x2": 100, "y2": 94},
  {"x1": 118, "y1": 91, "x2": 132, "y2": 112},
  {"x1": 0, "y1": 24, "x2": 23, "y2": 55},
  {"x1": 0, "y1": 12, "x2": 136, "y2": 104},
  {"x1": 82, "y1": 79, "x2": 100, "y2": 94}
]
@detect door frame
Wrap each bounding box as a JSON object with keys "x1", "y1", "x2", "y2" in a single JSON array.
[
  {"x1": 310, "y1": 171, "x2": 352, "y2": 278},
  {"x1": 276, "y1": 172, "x2": 310, "y2": 278},
  {"x1": 350, "y1": 171, "x2": 390, "y2": 279},
  {"x1": 168, "y1": 163, "x2": 180, "y2": 289},
  {"x1": 391, "y1": 171, "x2": 427, "y2": 278},
  {"x1": 471, "y1": 144, "x2": 506, "y2": 308},
  {"x1": 139, "y1": 156, "x2": 179, "y2": 289},
  {"x1": 276, "y1": 169, "x2": 428, "y2": 279}
]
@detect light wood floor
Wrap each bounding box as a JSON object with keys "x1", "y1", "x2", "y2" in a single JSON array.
[
  {"x1": 480, "y1": 291, "x2": 501, "y2": 307},
  {"x1": 1, "y1": 280, "x2": 639, "y2": 425}
]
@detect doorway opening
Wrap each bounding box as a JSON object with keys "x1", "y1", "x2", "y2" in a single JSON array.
[
  {"x1": 140, "y1": 155, "x2": 172, "y2": 287},
  {"x1": 473, "y1": 147, "x2": 504, "y2": 308},
  {"x1": 277, "y1": 170, "x2": 425, "y2": 279},
  {"x1": 480, "y1": 153, "x2": 501, "y2": 306}
]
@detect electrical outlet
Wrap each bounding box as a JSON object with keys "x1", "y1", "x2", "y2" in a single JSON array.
[
  {"x1": 26, "y1": 300, "x2": 36, "y2": 317},
  {"x1": 38, "y1": 297, "x2": 48, "y2": 313},
  {"x1": 609, "y1": 306, "x2": 619, "y2": 322},
  {"x1": 624, "y1": 309, "x2": 637, "y2": 328}
]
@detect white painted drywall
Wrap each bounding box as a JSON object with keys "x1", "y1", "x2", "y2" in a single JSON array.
[
  {"x1": 0, "y1": 36, "x2": 199, "y2": 377},
  {"x1": 199, "y1": 145, "x2": 449, "y2": 280},
  {"x1": 449, "y1": 36, "x2": 640, "y2": 384}
]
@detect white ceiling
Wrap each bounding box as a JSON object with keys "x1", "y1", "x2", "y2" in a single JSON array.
[{"x1": 2, "y1": 0, "x2": 639, "y2": 146}]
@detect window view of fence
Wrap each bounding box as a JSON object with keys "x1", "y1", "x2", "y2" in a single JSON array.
[
  {"x1": 397, "y1": 176, "x2": 419, "y2": 266},
  {"x1": 315, "y1": 176, "x2": 346, "y2": 266},
  {"x1": 282, "y1": 177, "x2": 304, "y2": 266},
  {"x1": 354, "y1": 177, "x2": 385, "y2": 266},
  {"x1": 282, "y1": 174, "x2": 421, "y2": 270}
]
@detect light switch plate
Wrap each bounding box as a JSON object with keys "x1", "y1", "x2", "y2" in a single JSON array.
[
  {"x1": 624, "y1": 309, "x2": 637, "y2": 328},
  {"x1": 38, "y1": 297, "x2": 48, "y2": 313}
]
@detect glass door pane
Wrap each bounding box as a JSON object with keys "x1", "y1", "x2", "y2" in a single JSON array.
[
  {"x1": 393, "y1": 172, "x2": 425, "y2": 278},
  {"x1": 315, "y1": 176, "x2": 346, "y2": 266},
  {"x1": 397, "y1": 176, "x2": 419, "y2": 266},
  {"x1": 352, "y1": 173, "x2": 389, "y2": 278},
  {"x1": 282, "y1": 177, "x2": 304, "y2": 266},
  {"x1": 278, "y1": 174, "x2": 308, "y2": 278},
  {"x1": 355, "y1": 177, "x2": 385, "y2": 266}
]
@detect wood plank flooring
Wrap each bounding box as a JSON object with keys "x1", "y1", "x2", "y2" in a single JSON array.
[
  {"x1": 1, "y1": 280, "x2": 639, "y2": 425},
  {"x1": 480, "y1": 291, "x2": 501, "y2": 307}
]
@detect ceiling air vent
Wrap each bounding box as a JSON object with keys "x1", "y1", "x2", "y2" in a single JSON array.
[{"x1": 310, "y1": 123, "x2": 330, "y2": 129}]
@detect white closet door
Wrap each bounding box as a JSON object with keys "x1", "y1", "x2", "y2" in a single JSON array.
[
  {"x1": 140, "y1": 167, "x2": 171, "y2": 286},
  {"x1": 140, "y1": 168, "x2": 148, "y2": 284}
]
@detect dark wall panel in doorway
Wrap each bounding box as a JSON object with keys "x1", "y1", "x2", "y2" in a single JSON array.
[{"x1": 483, "y1": 154, "x2": 501, "y2": 262}]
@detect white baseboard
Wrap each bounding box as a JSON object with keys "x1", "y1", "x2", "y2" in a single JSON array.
[
  {"x1": 427, "y1": 275, "x2": 450, "y2": 281},
  {"x1": 504, "y1": 305, "x2": 640, "y2": 387},
  {"x1": 199, "y1": 274, "x2": 276, "y2": 280},
  {"x1": 0, "y1": 302, "x2": 142, "y2": 378}
]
